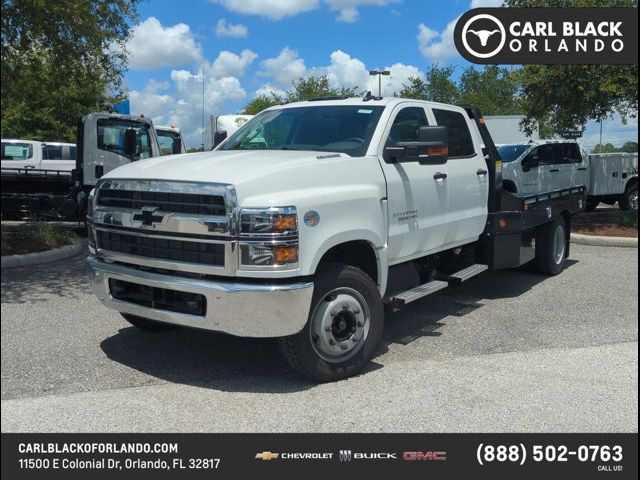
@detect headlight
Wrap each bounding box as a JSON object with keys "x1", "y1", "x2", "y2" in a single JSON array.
[
  {"x1": 240, "y1": 242, "x2": 298, "y2": 266},
  {"x1": 240, "y1": 206, "x2": 297, "y2": 235},
  {"x1": 238, "y1": 206, "x2": 298, "y2": 268}
]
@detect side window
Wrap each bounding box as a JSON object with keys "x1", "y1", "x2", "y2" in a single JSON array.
[
  {"x1": 554, "y1": 143, "x2": 581, "y2": 164},
  {"x1": 43, "y1": 144, "x2": 63, "y2": 160},
  {"x1": 527, "y1": 144, "x2": 554, "y2": 165},
  {"x1": 432, "y1": 109, "x2": 475, "y2": 157},
  {"x1": 97, "y1": 119, "x2": 152, "y2": 160},
  {"x1": 1, "y1": 142, "x2": 33, "y2": 160},
  {"x1": 68, "y1": 146, "x2": 77, "y2": 161},
  {"x1": 387, "y1": 107, "x2": 428, "y2": 144}
]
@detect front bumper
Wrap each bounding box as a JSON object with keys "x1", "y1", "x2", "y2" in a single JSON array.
[{"x1": 86, "y1": 256, "x2": 314, "y2": 337}]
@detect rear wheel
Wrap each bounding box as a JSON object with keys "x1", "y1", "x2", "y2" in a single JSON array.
[
  {"x1": 619, "y1": 184, "x2": 638, "y2": 211},
  {"x1": 278, "y1": 263, "x2": 384, "y2": 382},
  {"x1": 121, "y1": 313, "x2": 178, "y2": 332},
  {"x1": 534, "y1": 219, "x2": 567, "y2": 275}
]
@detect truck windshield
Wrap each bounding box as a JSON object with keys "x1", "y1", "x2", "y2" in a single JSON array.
[
  {"x1": 157, "y1": 129, "x2": 181, "y2": 155},
  {"x1": 2, "y1": 142, "x2": 33, "y2": 160},
  {"x1": 221, "y1": 105, "x2": 384, "y2": 157},
  {"x1": 497, "y1": 144, "x2": 530, "y2": 162}
]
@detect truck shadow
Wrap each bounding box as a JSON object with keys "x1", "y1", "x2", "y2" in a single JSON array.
[{"x1": 99, "y1": 261, "x2": 576, "y2": 393}]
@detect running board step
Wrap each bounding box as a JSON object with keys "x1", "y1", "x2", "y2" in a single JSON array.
[
  {"x1": 391, "y1": 280, "x2": 449, "y2": 306},
  {"x1": 448, "y1": 264, "x2": 488, "y2": 284}
]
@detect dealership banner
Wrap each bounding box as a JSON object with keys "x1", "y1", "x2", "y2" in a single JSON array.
[
  {"x1": 454, "y1": 8, "x2": 638, "y2": 64},
  {"x1": 1, "y1": 433, "x2": 637, "y2": 479}
]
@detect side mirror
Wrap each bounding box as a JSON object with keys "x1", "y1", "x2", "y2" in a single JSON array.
[
  {"x1": 213, "y1": 130, "x2": 227, "y2": 149},
  {"x1": 123, "y1": 128, "x2": 137, "y2": 157},
  {"x1": 384, "y1": 125, "x2": 449, "y2": 165},
  {"x1": 172, "y1": 137, "x2": 183, "y2": 155},
  {"x1": 522, "y1": 154, "x2": 539, "y2": 169}
]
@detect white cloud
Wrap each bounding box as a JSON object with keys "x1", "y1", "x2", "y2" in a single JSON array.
[
  {"x1": 210, "y1": 0, "x2": 395, "y2": 22},
  {"x1": 470, "y1": 0, "x2": 503, "y2": 7},
  {"x1": 210, "y1": 0, "x2": 319, "y2": 20},
  {"x1": 417, "y1": 17, "x2": 460, "y2": 63},
  {"x1": 209, "y1": 49, "x2": 258, "y2": 78},
  {"x1": 258, "y1": 47, "x2": 307, "y2": 87},
  {"x1": 325, "y1": 0, "x2": 396, "y2": 23},
  {"x1": 126, "y1": 17, "x2": 202, "y2": 69},
  {"x1": 215, "y1": 18, "x2": 249, "y2": 37},
  {"x1": 255, "y1": 83, "x2": 288, "y2": 98}
]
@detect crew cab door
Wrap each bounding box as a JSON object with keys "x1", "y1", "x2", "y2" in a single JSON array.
[
  {"x1": 429, "y1": 106, "x2": 489, "y2": 246},
  {"x1": 378, "y1": 104, "x2": 449, "y2": 262},
  {"x1": 555, "y1": 143, "x2": 588, "y2": 190},
  {"x1": 79, "y1": 113, "x2": 160, "y2": 187},
  {"x1": 519, "y1": 144, "x2": 553, "y2": 194},
  {"x1": 1, "y1": 140, "x2": 40, "y2": 170}
]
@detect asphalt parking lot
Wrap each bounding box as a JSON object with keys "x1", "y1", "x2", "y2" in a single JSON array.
[{"x1": 1, "y1": 244, "x2": 637, "y2": 433}]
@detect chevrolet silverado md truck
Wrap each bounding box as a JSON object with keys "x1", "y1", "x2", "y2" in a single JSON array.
[{"x1": 86, "y1": 97, "x2": 585, "y2": 381}]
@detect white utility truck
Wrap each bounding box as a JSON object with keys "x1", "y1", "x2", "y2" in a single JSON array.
[
  {"x1": 499, "y1": 141, "x2": 637, "y2": 211},
  {"x1": 86, "y1": 97, "x2": 585, "y2": 381},
  {"x1": 156, "y1": 125, "x2": 187, "y2": 155}
]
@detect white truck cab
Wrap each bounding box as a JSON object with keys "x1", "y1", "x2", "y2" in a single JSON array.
[
  {"x1": 499, "y1": 140, "x2": 589, "y2": 195},
  {"x1": 86, "y1": 97, "x2": 586, "y2": 381},
  {"x1": 1, "y1": 139, "x2": 76, "y2": 171},
  {"x1": 155, "y1": 125, "x2": 186, "y2": 155}
]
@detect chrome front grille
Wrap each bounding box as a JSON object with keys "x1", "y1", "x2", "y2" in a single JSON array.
[
  {"x1": 96, "y1": 229, "x2": 226, "y2": 266},
  {"x1": 96, "y1": 189, "x2": 226, "y2": 216},
  {"x1": 90, "y1": 180, "x2": 238, "y2": 275}
]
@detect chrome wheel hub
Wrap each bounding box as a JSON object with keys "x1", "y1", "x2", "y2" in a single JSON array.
[
  {"x1": 630, "y1": 191, "x2": 638, "y2": 211},
  {"x1": 553, "y1": 224, "x2": 566, "y2": 265},
  {"x1": 309, "y1": 287, "x2": 370, "y2": 363}
]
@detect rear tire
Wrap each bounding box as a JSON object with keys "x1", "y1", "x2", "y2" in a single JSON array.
[
  {"x1": 619, "y1": 184, "x2": 638, "y2": 211},
  {"x1": 534, "y1": 219, "x2": 567, "y2": 276},
  {"x1": 121, "y1": 313, "x2": 178, "y2": 332},
  {"x1": 278, "y1": 263, "x2": 384, "y2": 382}
]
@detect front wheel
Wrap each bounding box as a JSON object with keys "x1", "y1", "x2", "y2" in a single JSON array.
[
  {"x1": 619, "y1": 184, "x2": 638, "y2": 211},
  {"x1": 534, "y1": 219, "x2": 567, "y2": 275},
  {"x1": 278, "y1": 263, "x2": 384, "y2": 382}
]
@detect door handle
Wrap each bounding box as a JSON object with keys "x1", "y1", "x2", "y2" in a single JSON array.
[
  {"x1": 549, "y1": 169, "x2": 560, "y2": 173},
  {"x1": 433, "y1": 172, "x2": 447, "y2": 181},
  {"x1": 577, "y1": 167, "x2": 587, "y2": 171},
  {"x1": 477, "y1": 169, "x2": 488, "y2": 176}
]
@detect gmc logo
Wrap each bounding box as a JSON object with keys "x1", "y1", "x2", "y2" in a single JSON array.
[{"x1": 403, "y1": 451, "x2": 447, "y2": 461}]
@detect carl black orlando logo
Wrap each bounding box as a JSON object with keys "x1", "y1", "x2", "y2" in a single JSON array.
[
  {"x1": 460, "y1": 13, "x2": 506, "y2": 59},
  {"x1": 454, "y1": 7, "x2": 637, "y2": 65}
]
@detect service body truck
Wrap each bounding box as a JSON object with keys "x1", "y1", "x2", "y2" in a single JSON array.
[
  {"x1": 499, "y1": 141, "x2": 637, "y2": 210},
  {"x1": 86, "y1": 97, "x2": 585, "y2": 381}
]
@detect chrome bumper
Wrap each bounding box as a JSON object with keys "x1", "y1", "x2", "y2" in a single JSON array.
[{"x1": 86, "y1": 256, "x2": 314, "y2": 337}]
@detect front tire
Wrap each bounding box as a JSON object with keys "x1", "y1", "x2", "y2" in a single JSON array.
[
  {"x1": 121, "y1": 313, "x2": 178, "y2": 332},
  {"x1": 534, "y1": 219, "x2": 567, "y2": 275},
  {"x1": 619, "y1": 184, "x2": 638, "y2": 211},
  {"x1": 278, "y1": 263, "x2": 384, "y2": 382}
]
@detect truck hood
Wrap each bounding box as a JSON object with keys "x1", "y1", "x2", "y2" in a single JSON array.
[
  {"x1": 101, "y1": 149, "x2": 385, "y2": 207},
  {"x1": 104, "y1": 150, "x2": 349, "y2": 184}
]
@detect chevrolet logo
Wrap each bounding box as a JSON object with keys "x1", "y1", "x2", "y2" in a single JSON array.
[
  {"x1": 132, "y1": 206, "x2": 164, "y2": 227},
  {"x1": 255, "y1": 452, "x2": 279, "y2": 461}
]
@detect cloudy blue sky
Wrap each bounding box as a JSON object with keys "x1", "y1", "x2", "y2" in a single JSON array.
[{"x1": 123, "y1": 0, "x2": 638, "y2": 148}]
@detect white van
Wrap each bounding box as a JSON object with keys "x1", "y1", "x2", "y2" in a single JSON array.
[{"x1": 1, "y1": 139, "x2": 76, "y2": 172}]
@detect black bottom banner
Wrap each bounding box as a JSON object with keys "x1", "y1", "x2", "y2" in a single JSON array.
[{"x1": 1, "y1": 433, "x2": 637, "y2": 479}]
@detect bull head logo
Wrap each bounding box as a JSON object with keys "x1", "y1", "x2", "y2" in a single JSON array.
[{"x1": 467, "y1": 29, "x2": 500, "y2": 46}]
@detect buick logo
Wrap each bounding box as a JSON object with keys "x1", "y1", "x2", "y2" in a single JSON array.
[
  {"x1": 339, "y1": 450, "x2": 352, "y2": 462},
  {"x1": 461, "y1": 13, "x2": 506, "y2": 59}
]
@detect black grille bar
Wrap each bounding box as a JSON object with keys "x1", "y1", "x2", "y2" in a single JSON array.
[
  {"x1": 97, "y1": 230, "x2": 225, "y2": 266},
  {"x1": 97, "y1": 189, "x2": 226, "y2": 216}
]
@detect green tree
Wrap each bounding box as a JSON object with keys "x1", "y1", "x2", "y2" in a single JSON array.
[
  {"x1": 243, "y1": 93, "x2": 283, "y2": 115},
  {"x1": 504, "y1": 0, "x2": 638, "y2": 137},
  {"x1": 458, "y1": 65, "x2": 523, "y2": 115},
  {"x1": 621, "y1": 141, "x2": 638, "y2": 153},
  {"x1": 397, "y1": 65, "x2": 459, "y2": 104},
  {"x1": 1, "y1": 0, "x2": 141, "y2": 141},
  {"x1": 242, "y1": 76, "x2": 360, "y2": 114}
]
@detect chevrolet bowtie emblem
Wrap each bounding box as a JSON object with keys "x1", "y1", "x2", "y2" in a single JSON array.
[
  {"x1": 133, "y1": 206, "x2": 164, "y2": 226},
  {"x1": 255, "y1": 452, "x2": 279, "y2": 461}
]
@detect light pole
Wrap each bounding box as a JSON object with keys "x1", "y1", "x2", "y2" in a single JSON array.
[{"x1": 369, "y1": 70, "x2": 390, "y2": 97}]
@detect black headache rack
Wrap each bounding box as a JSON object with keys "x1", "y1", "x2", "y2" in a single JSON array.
[{"x1": 462, "y1": 105, "x2": 587, "y2": 270}]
